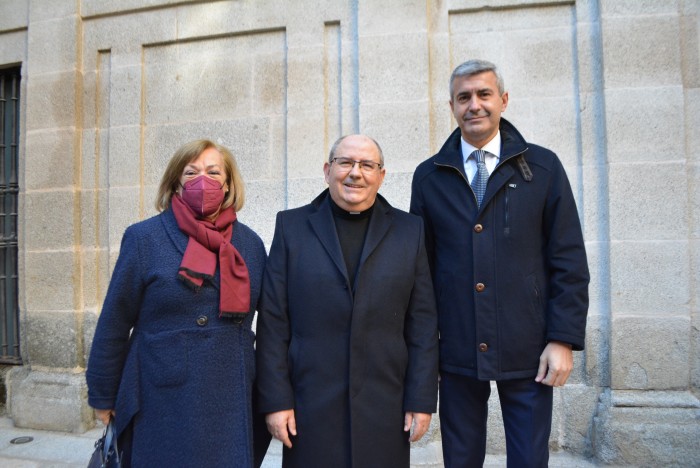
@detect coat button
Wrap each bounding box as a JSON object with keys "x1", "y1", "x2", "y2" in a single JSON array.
[
  {"x1": 474, "y1": 224, "x2": 483, "y2": 233},
  {"x1": 196, "y1": 315, "x2": 208, "y2": 326},
  {"x1": 475, "y1": 283, "x2": 485, "y2": 292},
  {"x1": 479, "y1": 343, "x2": 488, "y2": 352}
]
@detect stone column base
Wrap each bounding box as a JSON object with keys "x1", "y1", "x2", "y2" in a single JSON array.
[
  {"x1": 6, "y1": 367, "x2": 94, "y2": 433},
  {"x1": 593, "y1": 389, "x2": 700, "y2": 466}
]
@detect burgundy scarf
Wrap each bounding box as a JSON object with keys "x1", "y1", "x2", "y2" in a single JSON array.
[{"x1": 171, "y1": 195, "x2": 251, "y2": 320}]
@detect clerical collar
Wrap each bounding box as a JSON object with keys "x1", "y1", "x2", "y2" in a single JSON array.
[{"x1": 328, "y1": 196, "x2": 374, "y2": 220}]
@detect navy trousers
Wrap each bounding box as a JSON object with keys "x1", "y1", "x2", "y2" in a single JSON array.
[{"x1": 439, "y1": 372, "x2": 553, "y2": 468}]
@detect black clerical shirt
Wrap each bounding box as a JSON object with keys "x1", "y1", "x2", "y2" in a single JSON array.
[{"x1": 329, "y1": 197, "x2": 374, "y2": 290}]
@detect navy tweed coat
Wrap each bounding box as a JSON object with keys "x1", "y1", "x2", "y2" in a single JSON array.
[{"x1": 86, "y1": 208, "x2": 266, "y2": 467}]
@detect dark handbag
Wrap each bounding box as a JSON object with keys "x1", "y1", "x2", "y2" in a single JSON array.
[{"x1": 87, "y1": 417, "x2": 122, "y2": 468}]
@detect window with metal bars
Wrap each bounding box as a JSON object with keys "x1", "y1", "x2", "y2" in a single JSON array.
[{"x1": 0, "y1": 66, "x2": 20, "y2": 365}]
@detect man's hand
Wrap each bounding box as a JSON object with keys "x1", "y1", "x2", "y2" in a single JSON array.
[
  {"x1": 265, "y1": 409, "x2": 297, "y2": 448},
  {"x1": 535, "y1": 341, "x2": 573, "y2": 387},
  {"x1": 404, "y1": 412, "x2": 432, "y2": 442}
]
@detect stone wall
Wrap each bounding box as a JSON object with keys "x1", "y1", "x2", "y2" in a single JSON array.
[{"x1": 0, "y1": 0, "x2": 698, "y2": 465}]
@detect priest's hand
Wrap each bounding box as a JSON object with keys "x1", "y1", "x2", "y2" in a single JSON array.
[
  {"x1": 405, "y1": 411, "x2": 432, "y2": 442},
  {"x1": 266, "y1": 409, "x2": 297, "y2": 448}
]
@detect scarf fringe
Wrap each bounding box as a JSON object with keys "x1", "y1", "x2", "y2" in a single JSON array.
[
  {"x1": 179, "y1": 267, "x2": 214, "y2": 281},
  {"x1": 178, "y1": 274, "x2": 203, "y2": 292},
  {"x1": 220, "y1": 311, "x2": 247, "y2": 323}
]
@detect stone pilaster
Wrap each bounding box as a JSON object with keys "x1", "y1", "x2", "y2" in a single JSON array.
[
  {"x1": 6, "y1": 0, "x2": 92, "y2": 432},
  {"x1": 589, "y1": 1, "x2": 700, "y2": 465}
]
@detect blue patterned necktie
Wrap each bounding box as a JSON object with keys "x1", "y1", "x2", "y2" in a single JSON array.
[{"x1": 471, "y1": 149, "x2": 489, "y2": 208}]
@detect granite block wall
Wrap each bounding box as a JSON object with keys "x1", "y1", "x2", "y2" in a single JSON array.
[{"x1": 0, "y1": 0, "x2": 697, "y2": 465}]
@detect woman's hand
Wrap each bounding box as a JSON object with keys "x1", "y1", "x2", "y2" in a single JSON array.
[{"x1": 94, "y1": 408, "x2": 115, "y2": 426}]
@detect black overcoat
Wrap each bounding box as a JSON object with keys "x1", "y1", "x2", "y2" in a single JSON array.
[{"x1": 256, "y1": 190, "x2": 438, "y2": 468}]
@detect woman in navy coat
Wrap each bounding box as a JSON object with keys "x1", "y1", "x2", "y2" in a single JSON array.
[{"x1": 86, "y1": 140, "x2": 267, "y2": 467}]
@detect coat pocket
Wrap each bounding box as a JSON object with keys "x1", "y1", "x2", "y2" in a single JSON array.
[
  {"x1": 527, "y1": 274, "x2": 545, "y2": 328},
  {"x1": 141, "y1": 332, "x2": 189, "y2": 388}
]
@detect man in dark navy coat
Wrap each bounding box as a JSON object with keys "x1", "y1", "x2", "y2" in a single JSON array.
[
  {"x1": 410, "y1": 59, "x2": 590, "y2": 467},
  {"x1": 257, "y1": 134, "x2": 439, "y2": 468}
]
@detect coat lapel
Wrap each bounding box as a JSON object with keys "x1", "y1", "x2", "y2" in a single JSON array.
[
  {"x1": 482, "y1": 163, "x2": 514, "y2": 210},
  {"x1": 307, "y1": 192, "x2": 394, "y2": 289},
  {"x1": 358, "y1": 195, "x2": 393, "y2": 272},
  {"x1": 434, "y1": 128, "x2": 469, "y2": 182},
  {"x1": 480, "y1": 122, "x2": 524, "y2": 210},
  {"x1": 161, "y1": 208, "x2": 189, "y2": 255},
  {"x1": 308, "y1": 195, "x2": 350, "y2": 283},
  {"x1": 349, "y1": 196, "x2": 392, "y2": 397}
]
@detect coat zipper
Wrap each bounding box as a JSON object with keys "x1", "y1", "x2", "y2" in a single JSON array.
[
  {"x1": 504, "y1": 185, "x2": 510, "y2": 236},
  {"x1": 433, "y1": 148, "x2": 526, "y2": 214}
]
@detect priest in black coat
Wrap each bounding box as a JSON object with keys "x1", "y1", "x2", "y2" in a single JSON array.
[{"x1": 256, "y1": 134, "x2": 439, "y2": 468}]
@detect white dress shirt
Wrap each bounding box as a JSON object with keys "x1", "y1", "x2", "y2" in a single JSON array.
[{"x1": 461, "y1": 131, "x2": 502, "y2": 183}]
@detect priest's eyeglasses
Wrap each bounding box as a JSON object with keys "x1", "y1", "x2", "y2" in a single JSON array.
[{"x1": 331, "y1": 157, "x2": 383, "y2": 173}]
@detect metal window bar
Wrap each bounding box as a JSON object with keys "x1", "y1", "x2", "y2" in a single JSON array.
[{"x1": 0, "y1": 67, "x2": 21, "y2": 365}]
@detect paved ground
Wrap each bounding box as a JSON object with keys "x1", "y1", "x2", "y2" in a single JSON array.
[{"x1": 0, "y1": 416, "x2": 603, "y2": 467}]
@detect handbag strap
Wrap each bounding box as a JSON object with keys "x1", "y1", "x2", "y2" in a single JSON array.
[{"x1": 103, "y1": 417, "x2": 122, "y2": 465}]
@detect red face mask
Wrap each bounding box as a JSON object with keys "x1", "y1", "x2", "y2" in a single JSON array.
[{"x1": 180, "y1": 175, "x2": 225, "y2": 218}]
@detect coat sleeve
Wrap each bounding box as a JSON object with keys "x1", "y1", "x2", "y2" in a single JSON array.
[
  {"x1": 410, "y1": 170, "x2": 435, "y2": 275},
  {"x1": 543, "y1": 158, "x2": 590, "y2": 350},
  {"x1": 402, "y1": 220, "x2": 439, "y2": 413},
  {"x1": 256, "y1": 212, "x2": 295, "y2": 413},
  {"x1": 86, "y1": 225, "x2": 145, "y2": 409}
]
